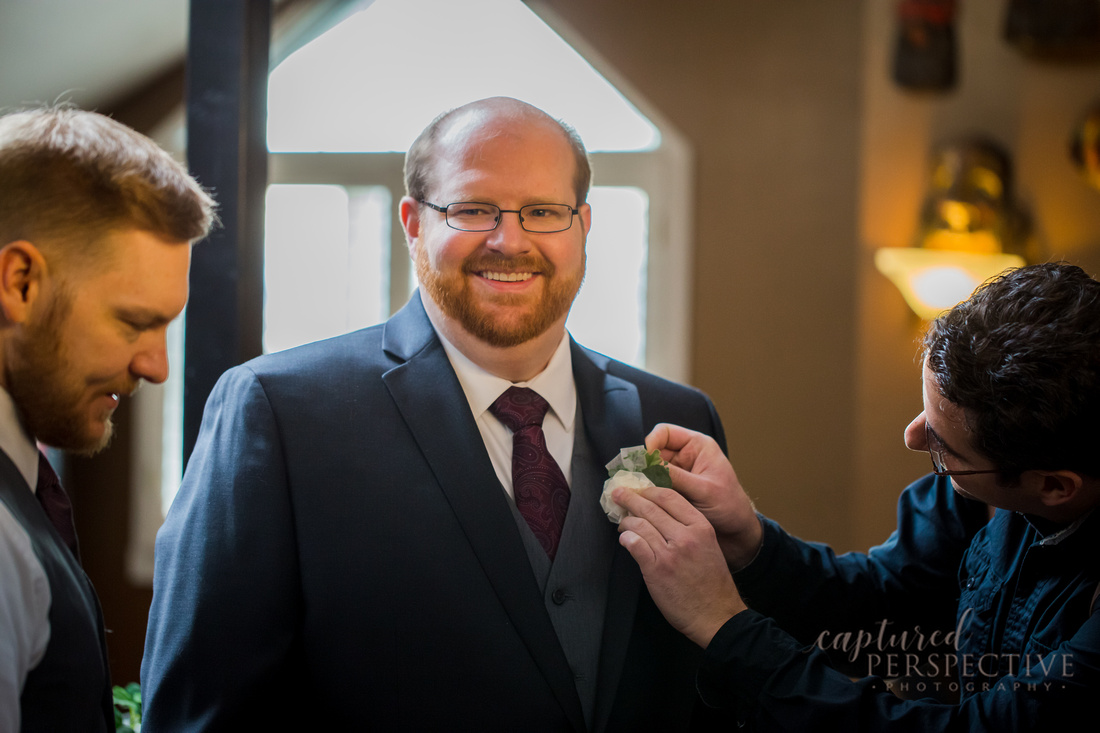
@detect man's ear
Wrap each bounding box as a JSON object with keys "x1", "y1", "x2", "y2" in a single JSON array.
[
  {"x1": 399, "y1": 196, "x2": 422, "y2": 259},
  {"x1": 1031, "y1": 470, "x2": 1084, "y2": 508},
  {"x1": 0, "y1": 241, "x2": 46, "y2": 324},
  {"x1": 578, "y1": 202, "x2": 592, "y2": 237}
]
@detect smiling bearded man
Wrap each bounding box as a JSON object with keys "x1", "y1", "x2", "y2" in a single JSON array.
[
  {"x1": 143, "y1": 97, "x2": 733, "y2": 732},
  {"x1": 415, "y1": 244, "x2": 585, "y2": 348},
  {"x1": 408, "y1": 101, "x2": 588, "y2": 354}
]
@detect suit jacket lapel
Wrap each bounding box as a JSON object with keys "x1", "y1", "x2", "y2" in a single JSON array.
[
  {"x1": 381, "y1": 294, "x2": 586, "y2": 731},
  {"x1": 570, "y1": 342, "x2": 647, "y2": 732}
]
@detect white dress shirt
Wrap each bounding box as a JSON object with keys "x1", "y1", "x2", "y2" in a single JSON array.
[
  {"x1": 435, "y1": 329, "x2": 577, "y2": 498},
  {"x1": 0, "y1": 386, "x2": 50, "y2": 732}
]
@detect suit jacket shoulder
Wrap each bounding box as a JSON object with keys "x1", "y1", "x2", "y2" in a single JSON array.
[{"x1": 572, "y1": 342, "x2": 727, "y2": 455}]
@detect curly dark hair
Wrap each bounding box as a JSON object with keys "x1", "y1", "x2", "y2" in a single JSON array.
[{"x1": 924, "y1": 263, "x2": 1100, "y2": 484}]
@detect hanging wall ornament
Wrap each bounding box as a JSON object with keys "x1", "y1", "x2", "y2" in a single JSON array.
[
  {"x1": 1069, "y1": 101, "x2": 1100, "y2": 190},
  {"x1": 1004, "y1": 0, "x2": 1100, "y2": 61},
  {"x1": 893, "y1": 0, "x2": 958, "y2": 91},
  {"x1": 874, "y1": 137, "x2": 1033, "y2": 319},
  {"x1": 916, "y1": 137, "x2": 1031, "y2": 259}
]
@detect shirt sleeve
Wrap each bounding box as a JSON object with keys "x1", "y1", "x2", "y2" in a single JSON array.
[
  {"x1": 732, "y1": 474, "x2": 990, "y2": 649},
  {"x1": 0, "y1": 501, "x2": 51, "y2": 732},
  {"x1": 696, "y1": 606, "x2": 1099, "y2": 732}
]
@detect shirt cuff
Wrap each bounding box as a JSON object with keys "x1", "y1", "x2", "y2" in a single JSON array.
[
  {"x1": 696, "y1": 609, "x2": 808, "y2": 709},
  {"x1": 731, "y1": 515, "x2": 785, "y2": 588}
]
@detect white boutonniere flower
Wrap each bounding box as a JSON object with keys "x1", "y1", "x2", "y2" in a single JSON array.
[{"x1": 599, "y1": 445, "x2": 672, "y2": 524}]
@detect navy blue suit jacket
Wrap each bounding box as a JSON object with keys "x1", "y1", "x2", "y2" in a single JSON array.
[{"x1": 142, "y1": 293, "x2": 728, "y2": 731}]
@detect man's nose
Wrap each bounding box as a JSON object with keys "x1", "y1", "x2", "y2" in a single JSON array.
[
  {"x1": 903, "y1": 412, "x2": 928, "y2": 452},
  {"x1": 130, "y1": 333, "x2": 170, "y2": 385},
  {"x1": 485, "y1": 210, "x2": 532, "y2": 254}
]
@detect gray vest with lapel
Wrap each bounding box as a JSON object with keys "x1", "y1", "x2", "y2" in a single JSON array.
[{"x1": 509, "y1": 403, "x2": 615, "y2": 730}]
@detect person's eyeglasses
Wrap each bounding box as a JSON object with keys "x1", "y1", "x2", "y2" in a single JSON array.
[
  {"x1": 925, "y1": 424, "x2": 999, "y2": 477},
  {"x1": 419, "y1": 201, "x2": 579, "y2": 233}
]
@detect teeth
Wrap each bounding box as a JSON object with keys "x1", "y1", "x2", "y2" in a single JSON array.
[{"x1": 482, "y1": 271, "x2": 532, "y2": 282}]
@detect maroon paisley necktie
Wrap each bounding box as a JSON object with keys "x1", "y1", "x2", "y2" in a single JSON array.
[{"x1": 490, "y1": 386, "x2": 570, "y2": 560}]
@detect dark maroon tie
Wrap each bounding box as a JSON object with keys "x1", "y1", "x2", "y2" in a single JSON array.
[
  {"x1": 490, "y1": 386, "x2": 570, "y2": 560},
  {"x1": 36, "y1": 451, "x2": 79, "y2": 559}
]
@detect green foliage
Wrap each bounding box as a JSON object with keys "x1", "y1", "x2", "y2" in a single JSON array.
[
  {"x1": 607, "y1": 446, "x2": 672, "y2": 488},
  {"x1": 113, "y1": 682, "x2": 141, "y2": 733},
  {"x1": 641, "y1": 460, "x2": 672, "y2": 489}
]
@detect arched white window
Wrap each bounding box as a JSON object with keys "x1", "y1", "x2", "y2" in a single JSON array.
[
  {"x1": 132, "y1": 0, "x2": 693, "y2": 582},
  {"x1": 264, "y1": 0, "x2": 693, "y2": 378}
]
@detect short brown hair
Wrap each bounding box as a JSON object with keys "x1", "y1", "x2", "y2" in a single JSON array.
[
  {"x1": 404, "y1": 97, "x2": 591, "y2": 206},
  {"x1": 0, "y1": 106, "x2": 217, "y2": 268}
]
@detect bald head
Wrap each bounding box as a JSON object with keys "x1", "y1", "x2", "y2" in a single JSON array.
[{"x1": 404, "y1": 97, "x2": 591, "y2": 206}]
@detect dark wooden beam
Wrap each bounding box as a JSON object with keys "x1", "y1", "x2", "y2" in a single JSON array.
[
  {"x1": 183, "y1": 0, "x2": 271, "y2": 464},
  {"x1": 98, "y1": 61, "x2": 186, "y2": 134}
]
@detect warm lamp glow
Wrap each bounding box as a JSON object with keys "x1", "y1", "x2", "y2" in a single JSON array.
[
  {"x1": 876, "y1": 137, "x2": 1031, "y2": 320},
  {"x1": 921, "y1": 227, "x2": 1002, "y2": 254},
  {"x1": 874, "y1": 248, "x2": 1026, "y2": 320}
]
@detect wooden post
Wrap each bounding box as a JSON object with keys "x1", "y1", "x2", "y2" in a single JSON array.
[{"x1": 183, "y1": 0, "x2": 270, "y2": 464}]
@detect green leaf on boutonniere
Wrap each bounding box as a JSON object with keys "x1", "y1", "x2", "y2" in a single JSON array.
[
  {"x1": 640, "y1": 448, "x2": 672, "y2": 487},
  {"x1": 602, "y1": 445, "x2": 673, "y2": 523},
  {"x1": 642, "y1": 461, "x2": 672, "y2": 488},
  {"x1": 604, "y1": 446, "x2": 672, "y2": 488}
]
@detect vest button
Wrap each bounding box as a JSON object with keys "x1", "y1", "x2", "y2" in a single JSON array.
[{"x1": 551, "y1": 588, "x2": 568, "y2": 605}]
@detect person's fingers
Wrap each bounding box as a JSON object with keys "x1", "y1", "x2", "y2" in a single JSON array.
[
  {"x1": 618, "y1": 528, "x2": 657, "y2": 566},
  {"x1": 624, "y1": 471, "x2": 708, "y2": 521},
  {"x1": 664, "y1": 463, "x2": 701, "y2": 494},
  {"x1": 645, "y1": 423, "x2": 708, "y2": 459},
  {"x1": 644, "y1": 423, "x2": 677, "y2": 452},
  {"x1": 614, "y1": 488, "x2": 677, "y2": 538},
  {"x1": 614, "y1": 486, "x2": 707, "y2": 537},
  {"x1": 652, "y1": 427, "x2": 724, "y2": 475},
  {"x1": 618, "y1": 509, "x2": 669, "y2": 544},
  {"x1": 638, "y1": 485, "x2": 709, "y2": 526}
]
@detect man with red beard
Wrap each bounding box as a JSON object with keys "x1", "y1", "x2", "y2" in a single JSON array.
[
  {"x1": 0, "y1": 107, "x2": 214, "y2": 731},
  {"x1": 143, "y1": 97, "x2": 731, "y2": 731}
]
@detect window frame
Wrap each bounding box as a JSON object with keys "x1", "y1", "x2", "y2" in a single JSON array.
[{"x1": 267, "y1": 146, "x2": 693, "y2": 381}]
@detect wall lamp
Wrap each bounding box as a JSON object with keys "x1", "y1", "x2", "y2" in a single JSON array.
[
  {"x1": 875, "y1": 137, "x2": 1030, "y2": 320},
  {"x1": 1070, "y1": 100, "x2": 1100, "y2": 191}
]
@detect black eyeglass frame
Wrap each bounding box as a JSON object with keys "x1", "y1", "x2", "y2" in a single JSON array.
[
  {"x1": 419, "y1": 200, "x2": 580, "y2": 233},
  {"x1": 925, "y1": 424, "x2": 1000, "y2": 477}
]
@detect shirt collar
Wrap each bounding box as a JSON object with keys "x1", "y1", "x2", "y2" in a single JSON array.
[
  {"x1": 0, "y1": 386, "x2": 40, "y2": 490},
  {"x1": 435, "y1": 328, "x2": 577, "y2": 430},
  {"x1": 1030, "y1": 508, "x2": 1096, "y2": 547}
]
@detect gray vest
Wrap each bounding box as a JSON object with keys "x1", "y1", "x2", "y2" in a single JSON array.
[
  {"x1": 509, "y1": 408, "x2": 616, "y2": 729},
  {"x1": 0, "y1": 451, "x2": 113, "y2": 732}
]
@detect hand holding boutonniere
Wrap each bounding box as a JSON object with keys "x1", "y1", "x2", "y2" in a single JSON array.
[{"x1": 599, "y1": 445, "x2": 672, "y2": 524}]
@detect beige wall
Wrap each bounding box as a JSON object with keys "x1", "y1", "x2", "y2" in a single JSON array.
[
  {"x1": 536, "y1": 0, "x2": 864, "y2": 547},
  {"x1": 536, "y1": 0, "x2": 1100, "y2": 551},
  {"x1": 853, "y1": 0, "x2": 1100, "y2": 550}
]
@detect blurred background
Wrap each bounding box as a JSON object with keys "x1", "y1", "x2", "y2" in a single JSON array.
[{"x1": 3, "y1": 0, "x2": 1100, "y2": 685}]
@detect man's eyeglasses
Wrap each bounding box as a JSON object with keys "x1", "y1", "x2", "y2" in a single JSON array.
[
  {"x1": 419, "y1": 200, "x2": 579, "y2": 233},
  {"x1": 925, "y1": 424, "x2": 999, "y2": 477}
]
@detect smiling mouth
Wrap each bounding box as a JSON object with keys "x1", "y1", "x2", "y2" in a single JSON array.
[{"x1": 480, "y1": 271, "x2": 534, "y2": 282}]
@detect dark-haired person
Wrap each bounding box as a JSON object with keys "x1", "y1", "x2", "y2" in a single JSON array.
[
  {"x1": 612, "y1": 262, "x2": 1100, "y2": 730},
  {"x1": 0, "y1": 107, "x2": 215, "y2": 731},
  {"x1": 142, "y1": 97, "x2": 728, "y2": 731}
]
